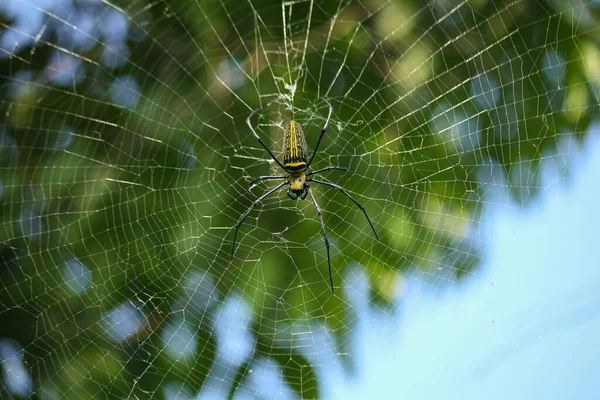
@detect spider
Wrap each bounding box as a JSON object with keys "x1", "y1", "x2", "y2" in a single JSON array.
[{"x1": 231, "y1": 98, "x2": 379, "y2": 294}]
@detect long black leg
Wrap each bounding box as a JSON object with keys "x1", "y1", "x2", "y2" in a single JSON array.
[
  {"x1": 247, "y1": 108, "x2": 289, "y2": 173},
  {"x1": 306, "y1": 185, "x2": 334, "y2": 294},
  {"x1": 308, "y1": 179, "x2": 379, "y2": 241},
  {"x1": 307, "y1": 166, "x2": 353, "y2": 176},
  {"x1": 247, "y1": 175, "x2": 287, "y2": 191},
  {"x1": 232, "y1": 181, "x2": 288, "y2": 258},
  {"x1": 306, "y1": 98, "x2": 333, "y2": 168}
]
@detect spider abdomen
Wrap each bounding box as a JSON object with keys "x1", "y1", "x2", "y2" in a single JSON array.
[{"x1": 283, "y1": 121, "x2": 308, "y2": 171}]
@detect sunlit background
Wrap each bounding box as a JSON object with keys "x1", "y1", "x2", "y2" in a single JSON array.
[{"x1": 1, "y1": 0, "x2": 599, "y2": 398}]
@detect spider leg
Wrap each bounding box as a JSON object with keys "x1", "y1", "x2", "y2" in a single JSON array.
[
  {"x1": 306, "y1": 98, "x2": 333, "y2": 168},
  {"x1": 308, "y1": 179, "x2": 379, "y2": 241},
  {"x1": 247, "y1": 108, "x2": 289, "y2": 173},
  {"x1": 307, "y1": 166, "x2": 353, "y2": 176},
  {"x1": 306, "y1": 185, "x2": 334, "y2": 294},
  {"x1": 232, "y1": 181, "x2": 288, "y2": 258},
  {"x1": 301, "y1": 189, "x2": 308, "y2": 200},
  {"x1": 247, "y1": 175, "x2": 287, "y2": 191}
]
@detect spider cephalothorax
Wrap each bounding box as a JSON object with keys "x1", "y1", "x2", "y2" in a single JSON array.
[
  {"x1": 231, "y1": 99, "x2": 379, "y2": 294},
  {"x1": 287, "y1": 170, "x2": 307, "y2": 200}
]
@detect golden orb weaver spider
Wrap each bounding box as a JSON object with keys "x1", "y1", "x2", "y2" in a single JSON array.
[{"x1": 231, "y1": 98, "x2": 379, "y2": 294}]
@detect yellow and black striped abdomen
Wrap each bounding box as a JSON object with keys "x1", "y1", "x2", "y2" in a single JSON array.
[{"x1": 283, "y1": 121, "x2": 308, "y2": 171}]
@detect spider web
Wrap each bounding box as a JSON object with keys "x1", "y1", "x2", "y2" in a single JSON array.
[{"x1": 0, "y1": 0, "x2": 597, "y2": 398}]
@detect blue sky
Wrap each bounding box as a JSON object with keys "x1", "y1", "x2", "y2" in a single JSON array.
[{"x1": 328, "y1": 131, "x2": 600, "y2": 399}]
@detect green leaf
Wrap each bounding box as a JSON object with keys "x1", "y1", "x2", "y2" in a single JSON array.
[
  {"x1": 273, "y1": 350, "x2": 320, "y2": 400},
  {"x1": 226, "y1": 358, "x2": 253, "y2": 400}
]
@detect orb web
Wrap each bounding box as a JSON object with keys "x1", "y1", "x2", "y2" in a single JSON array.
[{"x1": 0, "y1": 0, "x2": 596, "y2": 398}]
